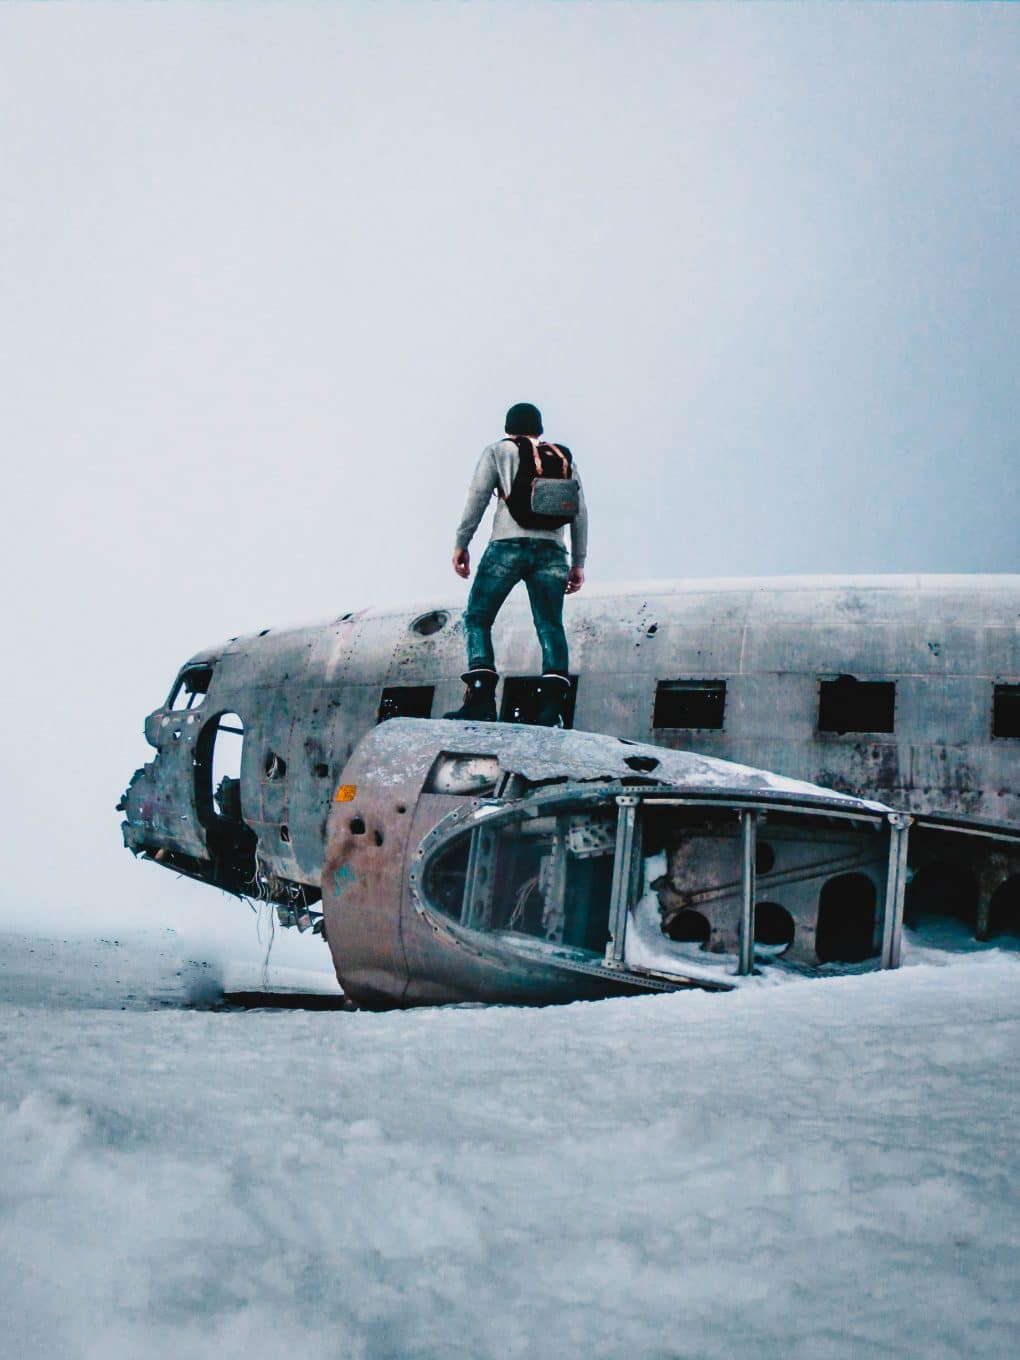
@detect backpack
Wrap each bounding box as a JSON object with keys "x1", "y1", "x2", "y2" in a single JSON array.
[{"x1": 503, "y1": 436, "x2": 579, "y2": 530}]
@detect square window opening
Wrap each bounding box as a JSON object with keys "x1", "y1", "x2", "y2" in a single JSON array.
[
  {"x1": 653, "y1": 680, "x2": 726, "y2": 730},
  {"x1": 993, "y1": 684, "x2": 1020, "y2": 739},
  {"x1": 377, "y1": 685, "x2": 435, "y2": 724},
  {"x1": 499, "y1": 676, "x2": 578, "y2": 729},
  {"x1": 818, "y1": 677, "x2": 895, "y2": 734}
]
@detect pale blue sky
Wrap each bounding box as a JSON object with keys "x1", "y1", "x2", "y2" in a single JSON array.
[{"x1": 1, "y1": 2, "x2": 1017, "y2": 937}]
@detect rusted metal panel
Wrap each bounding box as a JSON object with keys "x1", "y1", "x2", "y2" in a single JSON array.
[{"x1": 314, "y1": 720, "x2": 896, "y2": 1007}]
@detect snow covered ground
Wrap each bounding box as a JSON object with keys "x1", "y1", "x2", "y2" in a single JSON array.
[{"x1": 2, "y1": 930, "x2": 1019, "y2": 1360}]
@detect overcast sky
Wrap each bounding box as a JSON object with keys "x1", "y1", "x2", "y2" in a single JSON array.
[{"x1": 1, "y1": 2, "x2": 1017, "y2": 946}]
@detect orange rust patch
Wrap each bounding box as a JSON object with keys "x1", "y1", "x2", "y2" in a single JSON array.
[{"x1": 334, "y1": 784, "x2": 357, "y2": 803}]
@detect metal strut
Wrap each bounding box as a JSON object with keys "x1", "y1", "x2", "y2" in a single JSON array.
[
  {"x1": 881, "y1": 813, "x2": 913, "y2": 969},
  {"x1": 606, "y1": 796, "x2": 639, "y2": 964},
  {"x1": 737, "y1": 809, "x2": 758, "y2": 976}
]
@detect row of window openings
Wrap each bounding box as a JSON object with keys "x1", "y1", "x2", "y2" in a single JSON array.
[
  {"x1": 378, "y1": 678, "x2": 1020, "y2": 738},
  {"x1": 228, "y1": 679, "x2": 1017, "y2": 803},
  {"x1": 175, "y1": 668, "x2": 1020, "y2": 739}
]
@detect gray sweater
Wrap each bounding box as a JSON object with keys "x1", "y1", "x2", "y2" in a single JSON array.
[{"x1": 454, "y1": 438, "x2": 588, "y2": 567}]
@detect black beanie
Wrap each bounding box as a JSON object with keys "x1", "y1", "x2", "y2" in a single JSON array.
[{"x1": 505, "y1": 402, "x2": 543, "y2": 437}]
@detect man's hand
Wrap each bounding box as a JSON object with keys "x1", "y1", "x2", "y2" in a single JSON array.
[
  {"x1": 452, "y1": 548, "x2": 471, "y2": 579},
  {"x1": 566, "y1": 566, "x2": 585, "y2": 595}
]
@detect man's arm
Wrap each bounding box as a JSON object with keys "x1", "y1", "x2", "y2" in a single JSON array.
[
  {"x1": 567, "y1": 466, "x2": 588, "y2": 593},
  {"x1": 452, "y1": 447, "x2": 499, "y2": 578}
]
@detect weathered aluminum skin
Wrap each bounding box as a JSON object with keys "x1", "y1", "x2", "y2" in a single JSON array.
[
  {"x1": 120, "y1": 575, "x2": 1019, "y2": 911},
  {"x1": 321, "y1": 720, "x2": 891, "y2": 1008}
]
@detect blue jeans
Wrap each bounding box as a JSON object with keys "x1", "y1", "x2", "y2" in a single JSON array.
[{"x1": 464, "y1": 539, "x2": 570, "y2": 674}]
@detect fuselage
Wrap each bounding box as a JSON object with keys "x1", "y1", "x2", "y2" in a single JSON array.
[{"x1": 121, "y1": 575, "x2": 1020, "y2": 904}]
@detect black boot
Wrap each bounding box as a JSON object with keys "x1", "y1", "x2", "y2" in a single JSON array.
[
  {"x1": 443, "y1": 669, "x2": 498, "y2": 722},
  {"x1": 532, "y1": 673, "x2": 570, "y2": 727}
]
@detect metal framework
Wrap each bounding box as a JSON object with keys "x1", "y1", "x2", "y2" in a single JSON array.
[
  {"x1": 593, "y1": 792, "x2": 914, "y2": 977},
  {"x1": 606, "y1": 796, "x2": 639, "y2": 964},
  {"x1": 738, "y1": 810, "x2": 758, "y2": 976}
]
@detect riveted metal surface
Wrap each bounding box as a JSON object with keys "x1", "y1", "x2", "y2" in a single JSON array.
[{"x1": 121, "y1": 577, "x2": 1019, "y2": 946}]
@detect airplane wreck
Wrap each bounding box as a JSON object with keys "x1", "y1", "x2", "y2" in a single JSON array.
[
  {"x1": 319, "y1": 720, "x2": 906, "y2": 1007},
  {"x1": 119, "y1": 576, "x2": 1020, "y2": 1007}
]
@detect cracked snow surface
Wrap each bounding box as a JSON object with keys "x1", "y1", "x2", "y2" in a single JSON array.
[{"x1": 2, "y1": 932, "x2": 1019, "y2": 1358}]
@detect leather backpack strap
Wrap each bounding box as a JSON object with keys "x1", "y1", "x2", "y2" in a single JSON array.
[
  {"x1": 540, "y1": 441, "x2": 571, "y2": 478},
  {"x1": 506, "y1": 434, "x2": 544, "y2": 478},
  {"x1": 505, "y1": 434, "x2": 570, "y2": 485},
  {"x1": 521, "y1": 435, "x2": 544, "y2": 477}
]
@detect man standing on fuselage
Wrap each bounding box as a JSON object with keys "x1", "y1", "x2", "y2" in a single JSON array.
[{"x1": 446, "y1": 402, "x2": 587, "y2": 727}]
